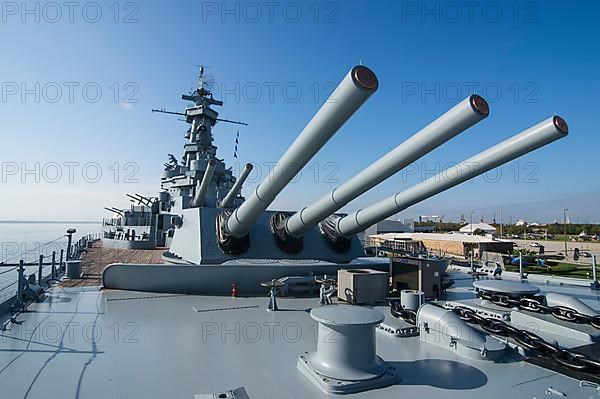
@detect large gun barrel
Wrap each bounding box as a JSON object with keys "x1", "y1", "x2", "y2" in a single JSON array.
[
  {"x1": 104, "y1": 207, "x2": 123, "y2": 216},
  {"x1": 284, "y1": 94, "x2": 489, "y2": 238},
  {"x1": 334, "y1": 116, "x2": 568, "y2": 237},
  {"x1": 191, "y1": 159, "x2": 217, "y2": 208},
  {"x1": 126, "y1": 193, "x2": 142, "y2": 204},
  {"x1": 220, "y1": 163, "x2": 254, "y2": 208},
  {"x1": 135, "y1": 193, "x2": 154, "y2": 206},
  {"x1": 225, "y1": 65, "x2": 379, "y2": 238},
  {"x1": 127, "y1": 193, "x2": 152, "y2": 206}
]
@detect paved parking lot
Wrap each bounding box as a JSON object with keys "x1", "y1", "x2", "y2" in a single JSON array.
[{"x1": 512, "y1": 239, "x2": 600, "y2": 265}]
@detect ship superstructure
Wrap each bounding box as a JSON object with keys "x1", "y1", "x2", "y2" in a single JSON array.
[
  {"x1": 101, "y1": 67, "x2": 249, "y2": 250},
  {"x1": 158, "y1": 66, "x2": 244, "y2": 211}
]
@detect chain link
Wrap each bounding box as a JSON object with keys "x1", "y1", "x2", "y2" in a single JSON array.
[
  {"x1": 389, "y1": 301, "x2": 417, "y2": 325},
  {"x1": 477, "y1": 291, "x2": 600, "y2": 330},
  {"x1": 451, "y1": 305, "x2": 600, "y2": 374},
  {"x1": 388, "y1": 301, "x2": 600, "y2": 374}
]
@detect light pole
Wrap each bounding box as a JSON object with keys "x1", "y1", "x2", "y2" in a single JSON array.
[
  {"x1": 499, "y1": 207, "x2": 503, "y2": 239},
  {"x1": 563, "y1": 208, "x2": 568, "y2": 257},
  {"x1": 469, "y1": 211, "x2": 474, "y2": 269},
  {"x1": 470, "y1": 211, "x2": 474, "y2": 235}
]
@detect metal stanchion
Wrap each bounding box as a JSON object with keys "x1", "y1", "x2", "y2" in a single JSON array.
[
  {"x1": 592, "y1": 255, "x2": 600, "y2": 290},
  {"x1": 66, "y1": 228, "x2": 76, "y2": 261},
  {"x1": 38, "y1": 255, "x2": 43, "y2": 285},
  {"x1": 14, "y1": 260, "x2": 25, "y2": 315},
  {"x1": 51, "y1": 251, "x2": 56, "y2": 280}
]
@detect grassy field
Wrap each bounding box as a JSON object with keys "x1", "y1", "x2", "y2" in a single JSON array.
[{"x1": 504, "y1": 262, "x2": 595, "y2": 279}]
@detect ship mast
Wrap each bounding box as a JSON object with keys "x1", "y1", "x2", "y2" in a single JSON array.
[{"x1": 155, "y1": 65, "x2": 246, "y2": 209}]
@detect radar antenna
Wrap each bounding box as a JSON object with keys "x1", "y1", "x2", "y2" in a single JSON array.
[
  {"x1": 151, "y1": 64, "x2": 248, "y2": 126},
  {"x1": 191, "y1": 63, "x2": 215, "y2": 92}
]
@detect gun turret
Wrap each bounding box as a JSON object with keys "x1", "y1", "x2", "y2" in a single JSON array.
[
  {"x1": 127, "y1": 193, "x2": 154, "y2": 207},
  {"x1": 223, "y1": 65, "x2": 379, "y2": 240},
  {"x1": 330, "y1": 116, "x2": 568, "y2": 239},
  {"x1": 160, "y1": 65, "x2": 572, "y2": 266},
  {"x1": 192, "y1": 159, "x2": 217, "y2": 208},
  {"x1": 281, "y1": 94, "x2": 490, "y2": 239},
  {"x1": 220, "y1": 163, "x2": 254, "y2": 208},
  {"x1": 104, "y1": 207, "x2": 123, "y2": 216}
]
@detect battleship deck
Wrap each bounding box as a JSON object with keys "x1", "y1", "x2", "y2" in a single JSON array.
[
  {"x1": 60, "y1": 241, "x2": 164, "y2": 288},
  {"x1": 1, "y1": 270, "x2": 599, "y2": 398}
]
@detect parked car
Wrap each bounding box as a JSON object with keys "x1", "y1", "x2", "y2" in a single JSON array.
[
  {"x1": 529, "y1": 242, "x2": 542, "y2": 248},
  {"x1": 579, "y1": 251, "x2": 592, "y2": 258}
]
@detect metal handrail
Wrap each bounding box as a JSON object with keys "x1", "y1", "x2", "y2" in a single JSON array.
[
  {"x1": 0, "y1": 267, "x2": 18, "y2": 274},
  {"x1": 0, "y1": 280, "x2": 17, "y2": 292},
  {"x1": 0, "y1": 232, "x2": 101, "y2": 309},
  {"x1": 0, "y1": 234, "x2": 66, "y2": 266},
  {"x1": 0, "y1": 262, "x2": 56, "y2": 267}
]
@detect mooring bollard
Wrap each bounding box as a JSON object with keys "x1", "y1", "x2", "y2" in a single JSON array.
[
  {"x1": 38, "y1": 255, "x2": 43, "y2": 285},
  {"x1": 51, "y1": 251, "x2": 56, "y2": 280},
  {"x1": 66, "y1": 260, "x2": 82, "y2": 279}
]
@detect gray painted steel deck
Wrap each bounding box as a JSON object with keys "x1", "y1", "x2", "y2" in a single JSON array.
[{"x1": 1, "y1": 271, "x2": 599, "y2": 398}]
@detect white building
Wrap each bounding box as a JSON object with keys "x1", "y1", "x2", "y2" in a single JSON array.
[
  {"x1": 358, "y1": 219, "x2": 415, "y2": 244},
  {"x1": 459, "y1": 222, "x2": 497, "y2": 236},
  {"x1": 418, "y1": 215, "x2": 441, "y2": 223},
  {"x1": 368, "y1": 232, "x2": 513, "y2": 258}
]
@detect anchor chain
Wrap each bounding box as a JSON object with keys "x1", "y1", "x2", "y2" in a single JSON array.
[
  {"x1": 388, "y1": 301, "x2": 600, "y2": 374},
  {"x1": 452, "y1": 305, "x2": 600, "y2": 374},
  {"x1": 389, "y1": 301, "x2": 417, "y2": 325},
  {"x1": 477, "y1": 291, "x2": 600, "y2": 330}
]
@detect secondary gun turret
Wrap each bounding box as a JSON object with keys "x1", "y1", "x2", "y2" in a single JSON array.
[
  {"x1": 220, "y1": 163, "x2": 254, "y2": 208},
  {"x1": 191, "y1": 159, "x2": 217, "y2": 208}
]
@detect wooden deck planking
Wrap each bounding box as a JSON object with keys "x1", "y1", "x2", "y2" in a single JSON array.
[{"x1": 60, "y1": 241, "x2": 165, "y2": 288}]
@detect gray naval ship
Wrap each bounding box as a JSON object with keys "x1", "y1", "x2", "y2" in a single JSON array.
[{"x1": 2, "y1": 65, "x2": 600, "y2": 399}]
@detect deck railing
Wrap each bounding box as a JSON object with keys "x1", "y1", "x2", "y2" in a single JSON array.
[
  {"x1": 103, "y1": 215, "x2": 152, "y2": 227},
  {"x1": 0, "y1": 232, "x2": 101, "y2": 322}
]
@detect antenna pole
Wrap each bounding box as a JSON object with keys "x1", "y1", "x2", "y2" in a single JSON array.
[
  {"x1": 152, "y1": 109, "x2": 186, "y2": 116},
  {"x1": 216, "y1": 118, "x2": 249, "y2": 126}
]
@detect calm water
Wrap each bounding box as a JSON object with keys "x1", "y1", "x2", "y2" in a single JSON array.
[{"x1": 0, "y1": 222, "x2": 102, "y2": 301}]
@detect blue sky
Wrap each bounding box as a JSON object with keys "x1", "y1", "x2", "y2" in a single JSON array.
[{"x1": 0, "y1": 0, "x2": 598, "y2": 223}]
